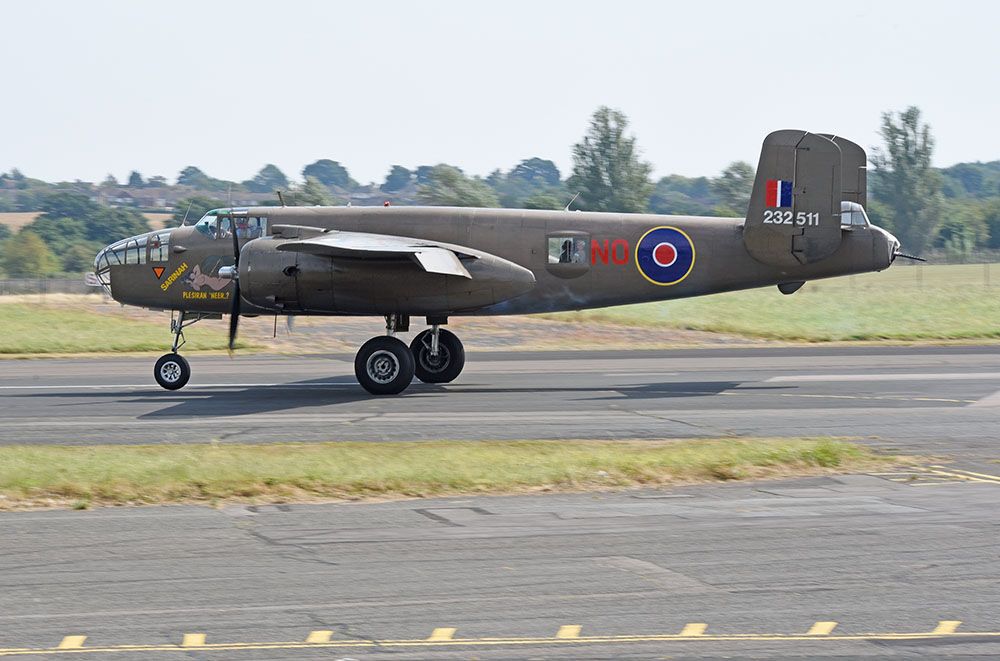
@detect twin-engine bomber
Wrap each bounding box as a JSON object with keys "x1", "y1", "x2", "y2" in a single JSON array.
[{"x1": 94, "y1": 130, "x2": 911, "y2": 395}]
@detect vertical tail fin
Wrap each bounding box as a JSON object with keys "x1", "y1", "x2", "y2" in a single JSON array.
[{"x1": 744, "y1": 130, "x2": 842, "y2": 267}]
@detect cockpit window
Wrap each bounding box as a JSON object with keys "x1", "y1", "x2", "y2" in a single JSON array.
[
  {"x1": 194, "y1": 211, "x2": 267, "y2": 240},
  {"x1": 194, "y1": 213, "x2": 218, "y2": 238},
  {"x1": 840, "y1": 201, "x2": 869, "y2": 228}
]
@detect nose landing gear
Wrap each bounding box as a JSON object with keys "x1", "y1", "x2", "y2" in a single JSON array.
[{"x1": 152, "y1": 311, "x2": 210, "y2": 391}]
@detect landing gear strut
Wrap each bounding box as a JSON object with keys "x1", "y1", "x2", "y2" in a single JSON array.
[
  {"x1": 353, "y1": 315, "x2": 466, "y2": 395},
  {"x1": 410, "y1": 326, "x2": 465, "y2": 384},
  {"x1": 153, "y1": 311, "x2": 204, "y2": 390}
]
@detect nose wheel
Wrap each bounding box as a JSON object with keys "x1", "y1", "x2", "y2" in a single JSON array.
[{"x1": 154, "y1": 353, "x2": 190, "y2": 390}]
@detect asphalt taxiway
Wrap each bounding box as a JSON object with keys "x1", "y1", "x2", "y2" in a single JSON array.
[
  {"x1": 1, "y1": 474, "x2": 999, "y2": 659},
  {"x1": 1, "y1": 346, "x2": 999, "y2": 461},
  {"x1": 2, "y1": 345, "x2": 1000, "y2": 658}
]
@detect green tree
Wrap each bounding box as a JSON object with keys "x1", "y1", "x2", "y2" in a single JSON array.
[
  {"x1": 62, "y1": 241, "x2": 103, "y2": 273},
  {"x1": 711, "y1": 161, "x2": 755, "y2": 215},
  {"x1": 417, "y1": 165, "x2": 499, "y2": 207},
  {"x1": 935, "y1": 199, "x2": 988, "y2": 259},
  {"x1": 0, "y1": 224, "x2": 11, "y2": 242},
  {"x1": 294, "y1": 176, "x2": 335, "y2": 205},
  {"x1": 171, "y1": 196, "x2": 226, "y2": 226},
  {"x1": 244, "y1": 164, "x2": 289, "y2": 193},
  {"x1": 177, "y1": 166, "x2": 211, "y2": 188},
  {"x1": 983, "y1": 199, "x2": 1000, "y2": 249},
  {"x1": 522, "y1": 192, "x2": 564, "y2": 210},
  {"x1": 127, "y1": 171, "x2": 145, "y2": 187},
  {"x1": 382, "y1": 165, "x2": 414, "y2": 192},
  {"x1": 1, "y1": 230, "x2": 59, "y2": 276},
  {"x1": 302, "y1": 159, "x2": 355, "y2": 189},
  {"x1": 649, "y1": 175, "x2": 719, "y2": 215},
  {"x1": 489, "y1": 158, "x2": 565, "y2": 208},
  {"x1": 567, "y1": 107, "x2": 653, "y2": 212},
  {"x1": 510, "y1": 158, "x2": 561, "y2": 187},
  {"x1": 414, "y1": 165, "x2": 435, "y2": 186},
  {"x1": 870, "y1": 106, "x2": 943, "y2": 255}
]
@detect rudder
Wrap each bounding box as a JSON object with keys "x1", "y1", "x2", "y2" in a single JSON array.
[{"x1": 744, "y1": 130, "x2": 842, "y2": 267}]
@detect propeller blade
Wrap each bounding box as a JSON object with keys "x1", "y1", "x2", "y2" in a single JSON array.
[
  {"x1": 228, "y1": 279, "x2": 240, "y2": 353},
  {"x1": 228, "y1": 216, "x2": 241, "y2": 354},
  {"x1": 894, "y1": 251, "x2": 927, "y2": 262}
]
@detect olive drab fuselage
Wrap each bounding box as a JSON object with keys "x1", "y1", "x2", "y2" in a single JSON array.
[{"x1": 102, "y1": 204, "x2": 897, "y2": 317}]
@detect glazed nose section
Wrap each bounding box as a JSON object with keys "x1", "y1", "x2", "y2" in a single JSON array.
[{"x1": 93, "y1": 243, "x2": 117, "y2": 294}]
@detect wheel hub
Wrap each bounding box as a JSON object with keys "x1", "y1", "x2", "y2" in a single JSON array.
[
  {"x1": 367, "y1": 350, "x2": 400, "y2": 384},
  {"x1": 160, "y1": 362, "x2": 181, "y2": 383},
  {"x1": 419, "y1": 344, "x2": 451, "y2": 373}
]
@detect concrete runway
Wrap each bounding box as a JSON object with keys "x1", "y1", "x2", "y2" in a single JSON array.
[
  {"x1": 2, "y1": 346, "x2": 1000, "y2": 658},
  {"x1": 2, "y1": 475, "x2": 1000, "y2": 659},
  {"x1": 1, "y1": 346, "x2": 999, "y2": 459}
]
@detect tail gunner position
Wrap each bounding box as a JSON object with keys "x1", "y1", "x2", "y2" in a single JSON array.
[{"x1": 94, "y1": 130, "x2": 909, "y2": 395}]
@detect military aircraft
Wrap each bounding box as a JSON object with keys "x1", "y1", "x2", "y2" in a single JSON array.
[{"x1": 94, "y1": 130, "x2": 910, "y2": 395}]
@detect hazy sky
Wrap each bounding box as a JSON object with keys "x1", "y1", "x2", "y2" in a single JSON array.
[{"x1": 3, "y1": 0, "x2": 998, "y2": 186}]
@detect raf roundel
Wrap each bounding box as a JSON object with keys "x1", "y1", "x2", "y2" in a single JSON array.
[{"x1": 635, "y1": 226, "x2": 696, "y2": 286}]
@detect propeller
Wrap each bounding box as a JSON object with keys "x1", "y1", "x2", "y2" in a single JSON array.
[
  {"x1": 894, "y1": 251, "x2": 927, "y2": 262},
  {"x1": 228, "y1": 216, "x2": 241, "y2": 353}
]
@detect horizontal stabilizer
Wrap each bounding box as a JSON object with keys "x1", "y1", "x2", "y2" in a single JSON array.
[{"x1": 277, "y1": 230, "x2": 473, "y2": 278}]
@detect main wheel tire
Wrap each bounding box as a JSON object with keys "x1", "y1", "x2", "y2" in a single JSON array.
[
  {"x1": 154, "y1": 353, "x2": 190, "y2": 390},
  {"x1": 410, "y1": 329, "x2": 465, "y2": 384},
  {"x1": 355, "y1": 336, "x2": 415, "y2": 395}
]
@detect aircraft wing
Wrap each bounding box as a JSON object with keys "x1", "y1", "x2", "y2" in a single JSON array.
[{"x1": 276, "y1": 231, "x2": 473, "y2": 278}]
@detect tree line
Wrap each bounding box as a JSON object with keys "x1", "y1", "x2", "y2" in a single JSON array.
[{"x1": 1, "y1": 105, "x2": 997, "y2": 276}]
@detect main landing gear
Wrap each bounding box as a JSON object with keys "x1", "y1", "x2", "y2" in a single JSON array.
[
  {"x1": 151, "y1": 312, "x2": 465, "y2": 396},
  {"x1": 354, "y1": 315, "x2": 465, "y2": 395}
]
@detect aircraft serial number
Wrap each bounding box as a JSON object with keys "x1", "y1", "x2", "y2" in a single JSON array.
[{"x1": 763, "y1": 210, "x2": 820, "y2": 226}]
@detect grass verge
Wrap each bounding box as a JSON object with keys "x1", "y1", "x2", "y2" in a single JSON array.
[
  {"x1": 0, "y1": 438, "x2": 888, "y2": 509},
  {"x1": 0, "y1": 301, "x2": 237, "y2": 354},
  {"x1": 545, "y1": 263, "x2": 1000, "y2": 342}
]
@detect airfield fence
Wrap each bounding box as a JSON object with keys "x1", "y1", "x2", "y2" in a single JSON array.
[{"x1": 0, "y1": 278, "x2": 96, "y2": 295}]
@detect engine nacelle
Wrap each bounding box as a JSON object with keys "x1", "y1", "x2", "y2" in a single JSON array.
[{"x1": 240, "y1": 237, "x2": 535, "y2": 314}]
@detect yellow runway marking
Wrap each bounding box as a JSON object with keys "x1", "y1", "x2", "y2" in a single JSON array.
[
  {"x1": 934, "y1": 620, "x2": 962, "y2": 635},
  {"x1": 680, "y1": 623, "x2": 707, "y2": 636},
  {"x1": 427, "y1": 628, "x2": 456, "y2": 641},
  {"x1": 807, "y1": 622, "x2": 837, "y2": 635},
  {"x1": 55, "y1": 637, "x2": 85, "y2": 650},
  {"x1": 929, "y1": 466, "x2": 1000, "y2": 483},
  {"x1": 305, "y1": 630, "x2": 332, "y2": 643},
  {"x1": 181, "y1": 633, "x2": 205, "y2": 647},
  {"x1": 556, "y1": 625, "x2": 581, "y2": 639},
  {"x1": 1, "y1": 626, "x2": 999, "y2": 656},
  {"x1": 918, "y1": 467, "x2": 1000, "y2": 484}
]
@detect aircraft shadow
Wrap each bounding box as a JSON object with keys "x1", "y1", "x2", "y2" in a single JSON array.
[{"x1": 9, "y1": 379, "x2": 785, "y2": 419}]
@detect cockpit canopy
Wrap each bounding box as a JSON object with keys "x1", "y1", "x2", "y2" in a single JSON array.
[
  {"x1": 193, "y1": 209, "x2": 268, "y2": 240},
  {"x1": 840, "y1": 201, "x2": 870, "y2": 228}
]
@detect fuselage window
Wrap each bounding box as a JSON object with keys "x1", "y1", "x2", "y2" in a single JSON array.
[
  {"x1": 237, "y1": 217, "x2": 267, "y2": 239},
  {"x1": 548, "y1": 237, "x2": 588, "y2": 264}
]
